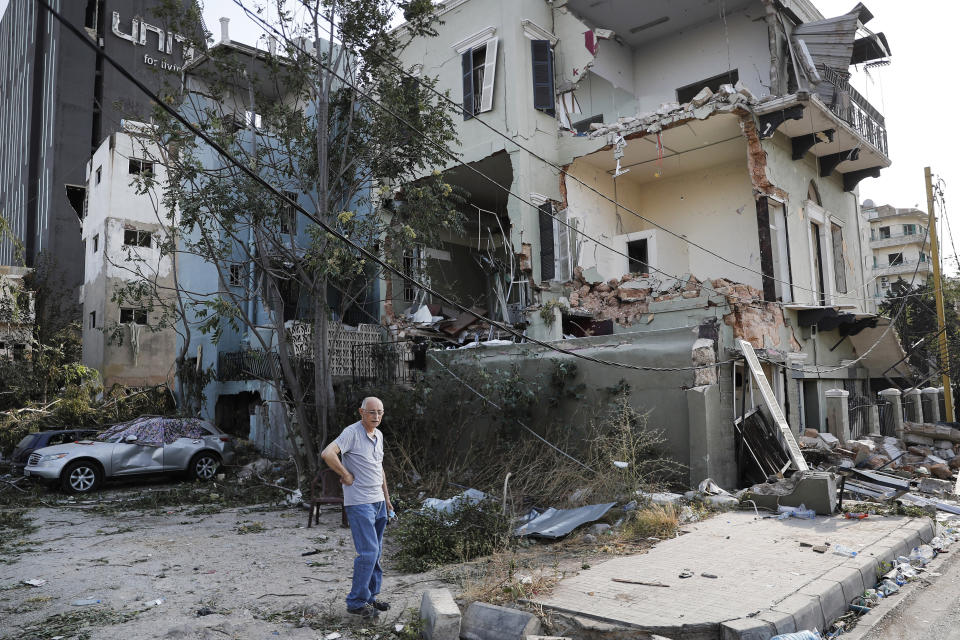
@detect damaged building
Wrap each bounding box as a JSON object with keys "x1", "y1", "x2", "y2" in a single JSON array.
[{"x1": 394, "y1": 0, "x2": 909, "y2": 487}]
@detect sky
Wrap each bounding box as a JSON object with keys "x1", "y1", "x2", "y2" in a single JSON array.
[{"x1": 1, "y1": 0, "x2": 957, "y2": 269}]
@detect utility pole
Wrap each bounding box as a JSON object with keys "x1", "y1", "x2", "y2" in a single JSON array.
[{"x1": 925, "y1": 166, "x2": 953, "y2": 421}]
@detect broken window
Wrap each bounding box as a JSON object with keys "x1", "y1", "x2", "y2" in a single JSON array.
[
  {"x1": 65, "y1": 185, "x2": 87, "y2": 219},
  {"x1": 128, "y1": 158, "x2": 153, "y2": 176},
  {"x1": 888, "y1": 252, "x2": 903, "y2": 266},
  {"x1": 95, "y1": 166, "x2": 102, "y2": 184},
  {"x1": 920, "y1": 252, "x2": 927, "y2": 263},
  {"x1": 92, "y1": 234, "x2": 99, "y2": 253},
  {"x1": 280, "y1": 191, "x2": 298, "y2": 234},
  {"x1": 768, "y1": 200, "x2": 793, "y2": 303},
  {"x1": 84, "y1": 0, "x2": 98, "y2": 31},
  {"x1": 531, "y1": 40, "x2": 555, "y2": 117},
  {"x1": 12, "y1": 344, "x2": 25, "y2": 361},
  {"x1": 119, "y1": 308, "x2": 148, "y2": 325},
  {"x1": 879, "y1": 226, "x2": 890, "y2": 239},
  {"x1": 553, "y1": 210, "x2": 579, "y2": 282},
  {"x1": 123, "y1": 229, "x2": 152, "y2": 247},
  {"x1": 89, "y1": 311, "x2": 96, "y2": 329},
  {"x1": 229, "y1": 264, "x2": 244, "y2": 288},
  {"x1": 903, "y1": 224, "x2": 916, "y2": 236},
  {"x1": 627, "y1": 238, "x2": 649, "y2": 275},
  {"x1": 461, "y1": 37, "x2": 498, "y2": 120},
  {"x1": 402, "y1": 245, "x2": 425, "y2": 303},
  {"x1": 831, "y1": 223, "x2": 847, "y2": 294},
  {"x1": 676, "y1": 70, "x2": 738, "y2": 104}
]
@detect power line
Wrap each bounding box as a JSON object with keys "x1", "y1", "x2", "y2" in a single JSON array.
[
  {"x1": 233, "y1": 0, "x2": 900, "y2": 307},
  {"x1": 33, "y1": 0, "x2": 735, "y2": 374}
]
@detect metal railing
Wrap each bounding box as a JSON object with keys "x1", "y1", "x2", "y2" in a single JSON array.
[
  {"x1": 217, "y1": 349, "x2": 282, "y2": 381},
  {"x1": 351, "y1": 340, "x2": 423, "y2": 385},
  {"x1": 817, "y1": 65, "x2": 888, "y2": 156}
]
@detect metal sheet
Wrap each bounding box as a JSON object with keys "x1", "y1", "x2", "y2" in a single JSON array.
[
  {"x1": 848, "y1": 318, "x2": 911, "y2": 377},
  {"x1": 737, "y1": 340, "x2": 809, "y2": 472},
  {"x1": 514, "y1": 502, "x2": 617, "y2": 538}
]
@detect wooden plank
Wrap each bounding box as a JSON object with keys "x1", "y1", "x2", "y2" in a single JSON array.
[
  {"x1": 737, "y1": 340, "x2": 809, "y2": 472},
  {"x1": 441, "y1": 307, "x2": 487, "y2": 335}
]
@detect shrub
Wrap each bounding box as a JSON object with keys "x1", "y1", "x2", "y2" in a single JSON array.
[
  {"x1": 621, "y1": 503, "x2": 679, "y2": 541},
  {"x1": 391, "y1": 498, "x2": 510, "y2": 573}
]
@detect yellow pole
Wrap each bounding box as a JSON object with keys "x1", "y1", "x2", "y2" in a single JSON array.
[{"x1": 925, "y1": 166, "x2": 953, "y2": 421}]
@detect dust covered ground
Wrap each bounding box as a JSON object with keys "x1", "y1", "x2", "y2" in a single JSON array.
[{"x1": 0, "y1": 476, "x2": 614, "y2": 640}]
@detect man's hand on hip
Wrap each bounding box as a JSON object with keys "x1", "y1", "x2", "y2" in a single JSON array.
[{"x1": 341, "y1": 471, "x2": 355, "y2": 486}]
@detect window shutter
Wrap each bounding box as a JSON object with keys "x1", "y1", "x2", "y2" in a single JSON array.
[
  {"x1": 461, "y1": 51, "x2": 474, "y2": 120},
  {"x1": 538, "y1": 202, "x2": 555, "y2": 281},
  {"x1": 531, "y1": 40, "x2": 555, "y2": 115},
  {"x1": 479, "y1": 38, "x2": 498, "y2": 113},
  {"x1": 831, "y1": 223, "x2": 847, "y2": 293}
]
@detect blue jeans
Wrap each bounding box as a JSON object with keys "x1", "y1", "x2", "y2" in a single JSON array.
[{"x1": 344, "y1": 501, "x2": 387, "y2": 609}]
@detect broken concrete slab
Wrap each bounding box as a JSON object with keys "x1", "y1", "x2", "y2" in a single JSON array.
[
  {"x1": 420, "y1": 589, "x2": 461, "y2": 640},
  {"x1": 818, "y1": 432, "x2": 839, "y2": 449},
  {"x1": 690, "y1": 86, "x2": 714, "y2": 107},
  {"x1": 460, "y1": 602, "x2": 541, "y2": 640}
]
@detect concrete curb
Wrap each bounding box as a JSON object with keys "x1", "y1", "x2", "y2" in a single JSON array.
[{"x1": 719, "y1": 518, "x2": 936, "y2": 640}]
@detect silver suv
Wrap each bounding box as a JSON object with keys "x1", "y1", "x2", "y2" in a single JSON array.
[{"x1": 24, "y1": 416, "x2": 234, "y2": 494}]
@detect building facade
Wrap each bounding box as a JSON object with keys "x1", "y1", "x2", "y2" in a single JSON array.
[
  {"x1": 861, "y1": 202, "x2": 932, "y2": 300},
  {"x1": 80, "y1": 123, "x2": 177, "y2": 389},
  {"x1": 395, "y1": 0, "x2": 906, "y2": 487},
  {"x1": 0, "y1": 0, "x2": 199, "y2": 324}
]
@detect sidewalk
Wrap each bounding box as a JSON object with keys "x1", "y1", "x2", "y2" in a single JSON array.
[{"x1": 533, "y1": 511, "x2": 934, "y2": 640}]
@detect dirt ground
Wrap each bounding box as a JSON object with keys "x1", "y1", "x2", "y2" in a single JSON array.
[{"x1": 0, "y1": 477, "x2": 614, "y2": 640}]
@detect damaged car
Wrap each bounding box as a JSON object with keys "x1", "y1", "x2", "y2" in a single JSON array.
[{"x1": 23, "y1": 417, "x2": 234, "y2": 494}]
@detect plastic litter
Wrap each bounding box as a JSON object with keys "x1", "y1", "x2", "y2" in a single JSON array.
[
  {"x1": 325, "y1": 633, "x2": 342, "y2": 640},
  {"x1": 777, "y1": 504, "x2": 816, "y2": 520},
  {"x1": 22, "y1": 579, "x2": 46, "y2": 587},
  {"x1": 71, "y1": 598, "x2": 102, "y2": 606},
  {"x1": 770, "y1": 631, "x2": 821, "y2": 640},
  {"x1": 832, "y1": 544, "x2": 857, "y2": 557},
  {"x1": 844, "y1": 512, "x2": 869, "y2": 519},
  {"x1": 146, "y1": 598, "x2": 165, "y2": 607},
  {"x1": 909, "y1": 544, "x2": 935, "y2": 566}
]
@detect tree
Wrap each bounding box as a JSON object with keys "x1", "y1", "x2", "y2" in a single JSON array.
[
  {"x1": 881, "y1": 276, "x2": 960, "y2": 418},
  {"x1": 127, "y1": 0, "x2": 463, "y2": 479}
]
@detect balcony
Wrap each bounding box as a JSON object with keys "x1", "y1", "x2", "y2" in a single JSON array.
[
  {"x1": 816, "y1": 66, "x2": 887, "y2": 157},
  {"x1": 872, "y1": 260, "x2": 933, "y2": 278},
  {"x1": 869, "y1": 232, "x2": 930, "y2": 250},
  {"x1": 217, "y1": 349, "x2": 282, "y2": 381}
]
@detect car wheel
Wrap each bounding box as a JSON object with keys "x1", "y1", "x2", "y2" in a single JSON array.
[
  {"x1": 61, "y1": 460, "x2": 103, "y2": 494},
  {"x1": 190, "y1": 452, "x2": 220, "y2": 481}
]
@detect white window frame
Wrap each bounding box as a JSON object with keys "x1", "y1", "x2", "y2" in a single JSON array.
[
  {"x1": 805, "y1": 201, "x2": 837, "y2": 306},
  {"x1": 553, "y1": 210, "x2": 580, "y2": 282},
  {"x1": 767, "y1": 197, "x2": 793, "y2": 303},
  {"x1": 453, "y1": 27, "x2": 498, "y2": 116},
  {"x1": 804, "y1": 200, "x2": 850, "y2": 306}
]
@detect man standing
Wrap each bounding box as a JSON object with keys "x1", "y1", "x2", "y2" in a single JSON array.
[{"x1": 321, "y1": 397, "x2": 394, "y2": 618}]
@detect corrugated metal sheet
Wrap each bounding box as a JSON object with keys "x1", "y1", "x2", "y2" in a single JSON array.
[{"x1": 792, "y1": 13, "x2": 859, "y2": 71}]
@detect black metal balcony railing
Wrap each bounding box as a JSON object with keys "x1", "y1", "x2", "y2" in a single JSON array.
[
  {"x1": 351, "y1": 340, "x2": 424, "y2": 385},
  {"x1": 817, "y1": 65, "x2": 888, "y2": 156},
  {"x1": 217, "y1": 350, "x2": 282, "y2": 381}
]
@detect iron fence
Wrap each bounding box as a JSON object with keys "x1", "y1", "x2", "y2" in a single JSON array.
[
  {"x1": 877, "y1": 395, "x2": 904, "y2": 438},
  {"x1": 351, "y1": 340, "x2": 424, "y2": 385},
  {"x1": 217, "y1": 350, "x2": 282, "y2": 381},
  {"x1": 847, "y1": 393, "x2": 873, "y2": 441}
]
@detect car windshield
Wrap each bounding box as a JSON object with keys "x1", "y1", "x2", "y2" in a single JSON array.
[{"x1": 95, "y1": 417, "x2": 213, "y2": 445}]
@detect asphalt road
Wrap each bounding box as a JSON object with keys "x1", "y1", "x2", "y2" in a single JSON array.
[{"x1": 862, "y1": 546, "x2": 960, "y2": 640}]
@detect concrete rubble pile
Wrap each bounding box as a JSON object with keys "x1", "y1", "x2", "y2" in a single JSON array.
[
  {"x1": 566, "y1": 267, "x2": 799, "y2": 350},
  {"x1": 795, "y1": 423, "x2": 960, "y2": 510},
  {"x1": 586, "y1": 82, "x2": 766, "y2": 139},
  {"x1": 390, "y1": 303, "x2": 515, "y2": 347}
]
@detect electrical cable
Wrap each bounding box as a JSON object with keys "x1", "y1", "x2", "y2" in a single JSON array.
[{"x1": 33, "y1": 0, "x2": 737, "y2": 374}]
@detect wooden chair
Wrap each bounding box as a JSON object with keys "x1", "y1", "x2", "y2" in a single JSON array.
[{"x1": 307, "y1": 468, "x2": 348, "y2": 528}]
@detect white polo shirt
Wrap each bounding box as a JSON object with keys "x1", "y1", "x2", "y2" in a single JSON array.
[{"x1": 334, "y1": 421, "x2": 385, "y2": 506}]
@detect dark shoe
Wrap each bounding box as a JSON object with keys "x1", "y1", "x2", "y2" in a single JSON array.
[
  {"x1": 369, "y1": 599, "x2": 391, "y2": 611},
  {"x1": 347, "y1": 604, "x2": 379, "y2": 618}
]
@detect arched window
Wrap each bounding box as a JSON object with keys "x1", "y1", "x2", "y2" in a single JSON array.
[{"x1": 807, "y1": 181, "x2": 822, "y2": 206}]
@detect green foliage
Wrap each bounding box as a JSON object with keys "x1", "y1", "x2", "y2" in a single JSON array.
[{"x1": 391, "y1": 498, "x2": 510, "y2": 573}]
